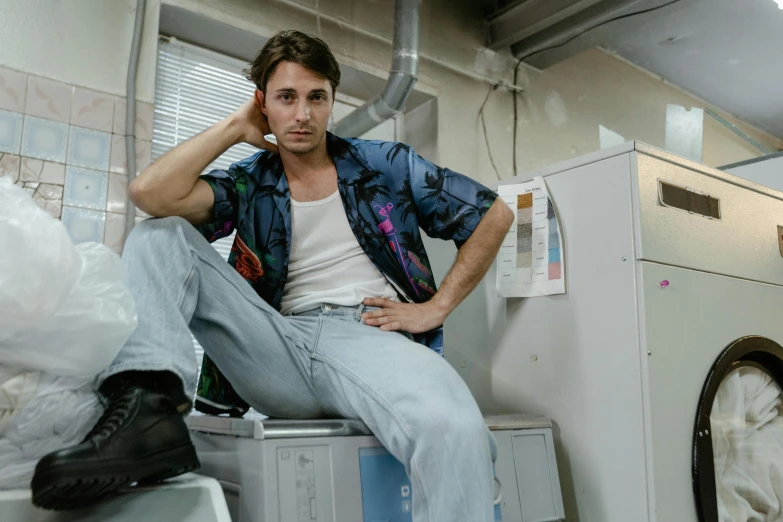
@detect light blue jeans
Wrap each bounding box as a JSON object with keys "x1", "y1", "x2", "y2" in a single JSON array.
[{"x1": 103, "y1": 216, "x2": 496, "y2": 522}]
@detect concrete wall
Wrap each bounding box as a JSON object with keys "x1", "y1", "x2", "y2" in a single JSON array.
[
  {"x1": 510, "y1": 49, "x2": 783, "y2": 172},
  {"x1": 0, "y1": 0, "x2": 160, "y2": 103}
]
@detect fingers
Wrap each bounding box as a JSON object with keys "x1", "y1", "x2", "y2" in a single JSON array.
[
  {"x1": 360, "y1": 299, "x2": 417, "y2": 332},
  {"x1": 362, "y1": 307, "x2": 390, "y2": 319},
  {"x1": 363, "y1": 297, "x2": 400, "y2": 308},
  {"x1": 361, "y1": 301, "x2": 404, "y2": 321},
  {"x1": 380, "y1": 321, "x2": 402, "y2": 332},
  {"x1": 364, "y1": 313, "x2": 405, "y2": 332},
  {"x1": 364, "y1": 314, "x2": 395, "y2": 326}
]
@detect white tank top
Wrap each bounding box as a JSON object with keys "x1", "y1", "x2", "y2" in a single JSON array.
[{"x1": 279, "y1": 190, "x2": 400, "y2": 315}]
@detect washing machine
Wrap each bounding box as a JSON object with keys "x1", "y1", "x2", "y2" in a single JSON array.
[
  {"x1": 185, "y1": 412, "x2": 564, "y2": 522},
  {"x1": 482, "y1": 143, "x2": 783, "y2": 522}
]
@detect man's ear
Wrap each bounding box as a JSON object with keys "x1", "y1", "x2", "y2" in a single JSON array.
[{"x1": 255, "y1": 89, "x2": 267, "y2": 116}]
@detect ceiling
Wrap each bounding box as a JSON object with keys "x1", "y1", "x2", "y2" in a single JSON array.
[{"x1": 485, "y1": 0, "x2": 783, "y2": 140}]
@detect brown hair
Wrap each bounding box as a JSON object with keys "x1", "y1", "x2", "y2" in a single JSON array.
[{"x1": 245, "y1": 30, "x2": 341, "y2": 94}]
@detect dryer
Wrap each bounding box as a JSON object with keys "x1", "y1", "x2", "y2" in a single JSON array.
[{"x1": 481, "y1": 143, "x2": 783, "y2": 522}]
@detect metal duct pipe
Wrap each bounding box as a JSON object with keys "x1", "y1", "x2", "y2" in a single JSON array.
[
  {"x1": 333, "y1": 0, "x2": 420, "y2": 138},
  {"x1": 123, "y1": 0, "x2": 146, "y2": 242}
]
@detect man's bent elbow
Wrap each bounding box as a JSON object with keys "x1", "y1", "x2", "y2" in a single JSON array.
[{"x1": 128, "y1": 177, "x2": 164, "y2": 217}]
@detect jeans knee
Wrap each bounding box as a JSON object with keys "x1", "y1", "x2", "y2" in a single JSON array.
[
  {"x1": 123, "y1": 216, "x2": 191, "y2": 255},
  {"x1": 411, "y1": 403, "x2": 488, "y2": 446},
  {"x1": 136, "y1": 215, "x2": 188, "y2": 234}
]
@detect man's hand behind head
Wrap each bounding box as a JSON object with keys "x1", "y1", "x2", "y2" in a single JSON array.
[{"x1": 231, "y1": 95, "x2": 278, "y2": 153}]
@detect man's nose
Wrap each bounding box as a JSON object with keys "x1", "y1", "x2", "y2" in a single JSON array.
[{"x1": 295, "y1": 100, "x2": 310, "y2": 122}]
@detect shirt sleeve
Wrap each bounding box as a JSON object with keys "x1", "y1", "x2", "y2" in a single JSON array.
[
  {"x1": 194, "y1": 165, "x2": 243, "y2": 243},
  {"x1": 406, "y1": 149, "x2": 498, "y2": 248}
]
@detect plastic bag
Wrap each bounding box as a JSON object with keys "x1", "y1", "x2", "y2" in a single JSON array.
[
  {"x1": 0, "y1": 179, "x2": 137, "y2": 377},
  {"x1": 0, "y1": 178, "x2": 81, "y2": 343},
  {"x1": 0, "y1": 366, "x2": 102, "y2": 490}
]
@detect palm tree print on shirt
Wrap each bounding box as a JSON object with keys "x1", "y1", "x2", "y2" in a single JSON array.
[{"x1": 375, "y1": 202, "x2": 419, "y2": 297}]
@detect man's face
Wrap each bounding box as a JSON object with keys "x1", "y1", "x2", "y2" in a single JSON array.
[{"x1": 260, "y1": 61, "x2": 333, "y2": 156}]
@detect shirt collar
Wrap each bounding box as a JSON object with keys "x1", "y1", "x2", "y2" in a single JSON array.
[{"x1": 251, "y1": 131, "x2": 376, "y2": 190}]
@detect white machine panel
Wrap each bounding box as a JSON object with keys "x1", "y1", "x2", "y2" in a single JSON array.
[
  {"x1": 494, "y1": 153, "x2": 648, "y2": 522},
  {"x1": 638, "y1": 262, "x2": 783, "y2": 522},
  {"x1": 633, "y1": 152, "x2": 783, "y2": 286},
  {"x1": 276, "y1": 445, "x2": 334, "y2": 522},
  {"x1": 0, "y1": 474, "x2": 231, "y2": 522},
  {"x1": 511, "y1": 429, "x2": 564, "y2": 522}
]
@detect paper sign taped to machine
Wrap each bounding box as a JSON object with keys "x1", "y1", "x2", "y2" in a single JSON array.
[{"x1": 496, "y1": 177, "x2": 565, "y2": 298}]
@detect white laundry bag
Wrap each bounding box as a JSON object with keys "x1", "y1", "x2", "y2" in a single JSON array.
[
  {"x1": 0, "y1": 178, "x2": 137, "y2": 490},
  {"x1": 0, "y1": 178, "x2": 137, "y2": 376},
  {"x1": 0, "y1": 367, "x2": 103, "y2": 490}
]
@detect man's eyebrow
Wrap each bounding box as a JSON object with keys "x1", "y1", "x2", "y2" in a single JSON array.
[{"x1": 273, "y1": 87, "x2": 329, "y2": 95}]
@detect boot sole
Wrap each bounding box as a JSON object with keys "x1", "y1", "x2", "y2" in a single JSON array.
[{"x1": 31, "y1": 442, "x2": 200, "y2": 511}]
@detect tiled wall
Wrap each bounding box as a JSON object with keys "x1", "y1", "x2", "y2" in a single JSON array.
[{"x1": 0, "y1": 66, "x2": 154, "y2": 254}]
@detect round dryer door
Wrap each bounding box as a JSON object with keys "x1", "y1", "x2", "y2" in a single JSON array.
[{"x1": 693, "y1": 336, "x2": 783, "y2": 522}]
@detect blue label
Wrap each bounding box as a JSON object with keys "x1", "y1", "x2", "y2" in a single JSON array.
[{"x1": 359, "y1": 447, "x2": 413, "y2": 522}]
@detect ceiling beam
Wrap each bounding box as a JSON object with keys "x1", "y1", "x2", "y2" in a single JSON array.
[
  {"x1": 508, "y1": 0, "x2": 647, "y2": 67},
  {"x1": 486, "y1": 0, "x2": 605, "y2": 50}
]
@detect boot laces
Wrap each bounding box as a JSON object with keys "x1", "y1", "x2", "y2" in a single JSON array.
[{"x1": 84, "y1": 385, "x2": 138, "y2": 442}]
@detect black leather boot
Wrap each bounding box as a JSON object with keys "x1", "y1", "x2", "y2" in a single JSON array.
[{"x1": 31, "y1": 372, "x2": 200, "y2": 510}]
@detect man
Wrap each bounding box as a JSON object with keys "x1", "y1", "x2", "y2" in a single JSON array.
[{"x1": 32, "y1": 30, "x2": 515, "y2": 521}]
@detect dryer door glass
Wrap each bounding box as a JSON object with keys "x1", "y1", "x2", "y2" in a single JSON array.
[{"x1": 710, "y1": 365, "x2": 783, "y2": 521}]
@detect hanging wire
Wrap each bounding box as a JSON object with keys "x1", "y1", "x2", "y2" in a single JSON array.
[
  {"x1": 479, "y1": 83, "x2": 502, "y2": 181},
  {"x1": 510, "y1": 0, "x2": 685, "y2": 178}
]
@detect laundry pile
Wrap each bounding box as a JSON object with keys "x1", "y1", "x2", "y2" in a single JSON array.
[
  {"x1": 0, "y1": 179, "x2": 137, "y2": 490},
  {"x1": 711, "y1": 365, "x2": 783, "y2": 522}
]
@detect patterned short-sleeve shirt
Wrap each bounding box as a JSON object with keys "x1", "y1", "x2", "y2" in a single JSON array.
[{"x1": 194, "y1": 132, "x2": 497, "y2": 415}]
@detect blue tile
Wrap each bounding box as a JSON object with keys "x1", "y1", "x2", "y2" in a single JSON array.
[
  {"x1": 549, "y1": 247, "x2": 560, "y2": 263},
  {"x1": 0, "y1": 109, "x2": 23, "y2": 154},
  {"x1": 67, "y1": 126, "x2": 111, "y2": 170},
  {"x1": 21, "y1": 116, "x2": 68, "y2": 162},
  {"x1": 64, "y1": 166, "x2": 108, "y2": 210},
  {"x1": 61, "y1": 206, "x2": 106, "y2": 244}
]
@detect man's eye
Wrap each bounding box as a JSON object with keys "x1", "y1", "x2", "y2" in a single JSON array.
[{"x1": 281, "y1": 94, "x2": 292, "y2": 101}]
